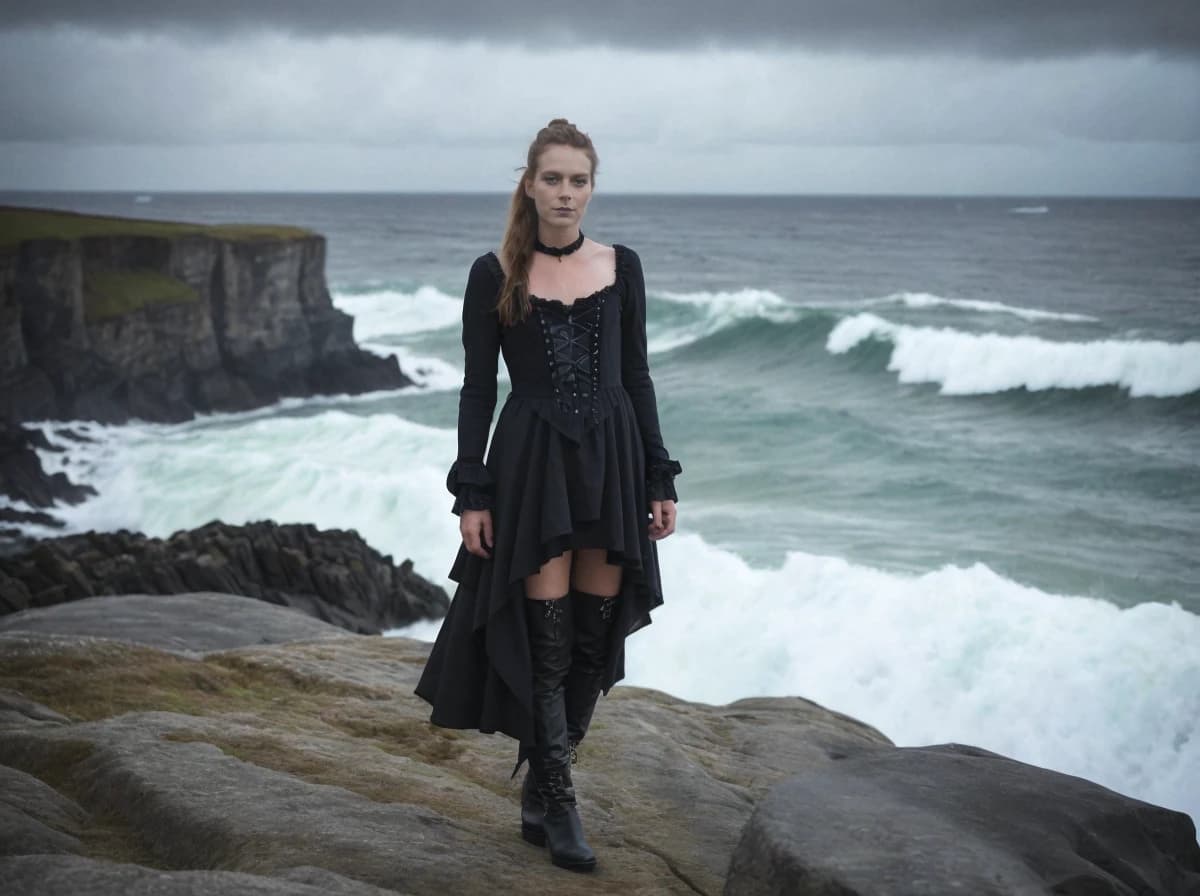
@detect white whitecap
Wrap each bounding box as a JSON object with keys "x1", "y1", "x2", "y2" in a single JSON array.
[
  {"x1": 21, "y1": 412, "x2": 460, "y2": 586},
  {"x1": 398, "y1": 529, "x2": 1200, "y2": 821},
  {"x1": 650, "y1": 287, "x2": 803, "y2": 352},
  {"x1": 364, "y1": 345, "x2": 464, "y2": 392},
  {"x1": 862, "y1": 291, "x2": 1097, "y2": 323},
  {"x1": 826, "y1": 313, "x2": 1200, "y2": 397},
  {"x1": 333, "y1": 285, "x2": 463, "y2": 342}
]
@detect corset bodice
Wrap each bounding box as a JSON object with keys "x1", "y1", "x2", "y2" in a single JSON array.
[{"x1": 502, "y1": 284, "x2": 625, "y2": 442}]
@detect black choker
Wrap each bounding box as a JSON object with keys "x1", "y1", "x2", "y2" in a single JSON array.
[{"x1": 534, "y1": 231, "x2": 584, "y2": 261}]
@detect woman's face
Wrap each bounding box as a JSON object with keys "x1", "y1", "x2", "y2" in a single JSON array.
[{"x1": 524, "y1": 144, "x2": 594, "y2": 231}]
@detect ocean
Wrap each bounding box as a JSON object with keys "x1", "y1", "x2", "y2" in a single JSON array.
[{"x1": 4, "y1": 190, "x2": 1198, "y2": 822}]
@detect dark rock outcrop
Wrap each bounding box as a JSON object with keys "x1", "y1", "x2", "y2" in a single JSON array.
[
  {"x1": 0, "y1": 419, "x2": 97, "y2": 556},
  {"x1": 0, "y1": 205, "x2": 412, "y2": 426},
  {"x1": 0, "y1": 521, "x2": 449, "y2": 634},
  {"x1": 724, "y1": 743, "x2": 1200, "y2": 896},
  {"x1": 0, "y1": 419, "x2": 95, "y2": 511}
]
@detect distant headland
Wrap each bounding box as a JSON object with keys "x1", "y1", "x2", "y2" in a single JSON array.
[{"x1": 0, "y1": 204, "x2": 411, "y2": 425}]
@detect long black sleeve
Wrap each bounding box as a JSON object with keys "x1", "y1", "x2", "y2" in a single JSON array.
[
  {"x1": 445, "y1": 254, "x2": 501, "y2": 515},
  {"x1": 619, "y1": 246, "x2": 683, "y2": 502}
]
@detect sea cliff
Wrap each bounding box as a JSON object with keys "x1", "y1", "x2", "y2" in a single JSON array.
[{"x1": 0, "y1": 206, "x2": 410, "y2": 425}]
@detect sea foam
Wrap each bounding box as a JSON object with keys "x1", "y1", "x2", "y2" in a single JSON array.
[
  {"x1": 650, "y1": 287, "x2": 803, "y2": 352},
  {"x1": 17, "y1": 410, "x2": 1199, "y2": 821},
  {"x1": 646, "y1": 286, "x2": 1100, "y2": 357},
  {"x1": 859, "y1": 291, "x2": 1098, "y2": 323},
  {"x1": 332, "y1": 286, "x2": 492, "y2": 391},
  {"x1": 334, "y1": 285, "x2": 463, "y2": 340},
  {"x1": 826, "y1": 312, "x2": 1200, "y2": 397},
  {"x1": 401, "y1": 529, "x2": 1199, "y2": 822}
]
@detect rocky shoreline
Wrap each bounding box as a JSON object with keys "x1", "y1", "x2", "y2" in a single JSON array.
[
  {"x1": 0, "y1": 519, "x2": 449, "y2": 634},
  {"x1": 0, "y1": 206, "x2": 445, "y2": 635},
  {"x1": 1, "y1": 593, "x2": 1197, "y2": 895},
  {"x1": 0, "y1": 419, "x2": 97, "y2": 553},
  {"x1": 1, "y1": 205, "x2": 1196, "y2": 893},
  {"x1": 0, "y1": 204, "x2": 413, "y2": 548}
]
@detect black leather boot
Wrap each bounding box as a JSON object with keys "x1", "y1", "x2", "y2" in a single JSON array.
[
  {"x1": 522, "y1": 593, "x2": 596, "y2": 872},
  {"x1": 519, "y1": 758, "x2": 545, "y2": 847},
  {"x1": 565, "y1": 588, "x2": 620, "y2": 755},
  {"x1": 517, "y1": 588, "x2": 619, "y2": 847}
]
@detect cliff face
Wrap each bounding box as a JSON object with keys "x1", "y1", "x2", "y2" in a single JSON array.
[{"x1": 0, "y1": 217, "x2": 410, "y2": 424}]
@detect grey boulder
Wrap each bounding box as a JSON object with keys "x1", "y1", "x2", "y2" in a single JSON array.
[{"x1": 725, "y1": 742, "x2": 1200, "y2": 895}]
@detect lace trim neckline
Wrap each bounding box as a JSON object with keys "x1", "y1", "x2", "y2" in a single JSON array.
[
  {"x1": 529, "y1": 280, "x2": 616, "y2": 311},
  {"x1": 487, "y1": 244, "x2": 627, "y2": 310}
]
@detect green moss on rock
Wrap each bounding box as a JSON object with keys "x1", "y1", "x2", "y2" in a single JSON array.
[
  {"x1": 0, "y1": 640, "x2": 383, "y2": 724},
  {"x1": 83, "y1": 270, "x2": 201, "y2": 322},
  {"x1": 0, "y1": 205, "x2": 314, "y2": 250},
  {"x1": 8, "y1": 738, "x2": 169, "y2": 867}
]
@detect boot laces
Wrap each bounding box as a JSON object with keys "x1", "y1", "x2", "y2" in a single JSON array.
[
  {"x1": 538, "y1": 768, "x2": 577, "y2": 807},
  {"x1": 541, "y1": 596, "x2": 565, "y2": 637}
]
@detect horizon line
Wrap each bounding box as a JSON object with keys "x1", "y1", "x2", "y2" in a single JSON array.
[{"x1": 1, "y1": 188, "x2": 1197, "y2": 201}]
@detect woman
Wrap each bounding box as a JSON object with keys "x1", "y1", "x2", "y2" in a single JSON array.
[{"x1": 414, "y1": 118, "x2": 682, "y2": 873}]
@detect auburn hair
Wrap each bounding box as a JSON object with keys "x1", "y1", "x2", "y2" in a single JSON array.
[{"x1": 496, "y1": 118, "x2": 599, "y2": 326}]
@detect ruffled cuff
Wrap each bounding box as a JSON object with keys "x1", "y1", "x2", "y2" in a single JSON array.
[
  {"x1": 446, "y1": 460, "x2": 494, "y2": 516},
  {"x1": 646, "y1": 457, "x2": 682, "y2": 503}
]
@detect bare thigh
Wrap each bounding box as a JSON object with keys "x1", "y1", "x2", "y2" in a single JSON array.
[
  {"x1": 524, "y1": 548, "x2": 623, "y2": 600},
  {"x1": 525, "y1": 552, "x2": 572, "y2": 600},
  {"x1": 571, "y1": 548, "x2": 622, "y2": 597}
]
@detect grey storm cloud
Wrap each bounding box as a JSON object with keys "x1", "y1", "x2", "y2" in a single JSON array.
[
  {"x1": 4, "y1": 0, "x2": 1200, "y2": 59},
  {"x1": 2, "y1": 0, "x2": 1197, "y2": 193}
]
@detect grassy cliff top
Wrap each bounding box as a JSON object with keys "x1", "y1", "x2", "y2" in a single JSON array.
[{"x1": 0, "y1": 204, "x2": 315, "y2": 249}]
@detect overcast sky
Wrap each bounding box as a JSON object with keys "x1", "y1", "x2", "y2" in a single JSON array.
[{"x1": 1, "y1": 2, "x2": 1197, "y2": 196}]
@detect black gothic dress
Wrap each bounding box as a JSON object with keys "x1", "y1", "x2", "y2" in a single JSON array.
[{"x1": 413, "y1": 243, "x2": 682, "y2": 747}]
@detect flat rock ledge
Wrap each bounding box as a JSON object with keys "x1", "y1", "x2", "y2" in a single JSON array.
[
  {"x1": 0, "y1": 593, "x2": 1196, "y2": 896},
  {"x1": 0, "y1": 592, "x2": 364, "y2": 656}
]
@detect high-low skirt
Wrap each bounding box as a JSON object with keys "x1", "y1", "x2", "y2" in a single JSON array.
[{"x1": 413, "y1": 386, "x2": 665, "y2": 745}]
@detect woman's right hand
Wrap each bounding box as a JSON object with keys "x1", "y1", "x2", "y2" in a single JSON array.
[{"x1": 461, "y1": 509, "x2": 494, "y2": 559}]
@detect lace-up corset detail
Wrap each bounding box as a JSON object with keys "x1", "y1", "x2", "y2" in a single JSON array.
[
  {"x1": 506, "y1": 284, "x2": 624, "y2": 444},
  {"x1": 535, "y1": 294, "x2": 603, "y2": 419}
]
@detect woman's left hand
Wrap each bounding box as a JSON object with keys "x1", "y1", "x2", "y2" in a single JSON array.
[{"x1": 649, "y1": 499, "x2": 677, "y2": 540}]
